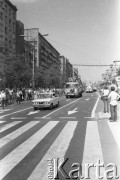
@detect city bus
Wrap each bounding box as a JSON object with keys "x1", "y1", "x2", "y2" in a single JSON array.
[{"x1": 64, "y1": 78, "x2": 83, "y2": 98}]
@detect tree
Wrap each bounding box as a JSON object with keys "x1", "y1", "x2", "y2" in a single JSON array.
[
  {"x1": 0, "y1": 55, "x2": 32, "y2": 89},
  {"x1": 43, "y1": 64, "x2": 61, "y2": 88}
]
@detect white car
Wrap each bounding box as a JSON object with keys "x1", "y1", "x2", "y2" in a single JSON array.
[
  {"x1": 86, "y1": 86, "x2": 93, "y2": 93},
  {"x1": 32, "y1": 92, "x2": 60, "y2": 110}
]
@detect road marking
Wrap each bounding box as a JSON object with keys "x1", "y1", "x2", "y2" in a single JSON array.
[
  {"x1": 0, "y1": 107, "x2": 32, "y2": 119},
  {"x1": 59, "y1": 117, "x2": 76, "y2": 119},
  {"x1": 84, "y1": 117, "x2": 92, "y2": 119},
  {"x1": 66, "y1": 99, "x2": 70, "y2": 101},
  {"x1": 91, "y1": 92, "x2": 100, "y2": 118},
  {"x1": 0, "y1": 121, "x2": 59, "y2": 180},
  {"x1": 0, "y1": 109, "x2": 12, "y2": 113},
  {"x1": 0, "y1": 121, "x2": 40, "y2": 148},
  {"x1": 43, "y1": 98, "x2": 81, "y2": 118},
  {"x1": 0, "y1": 121, "x2": 22, "y2": 133},
  {"x1": 27, "y1": 121, "x2": 78, "y2": 180},
  {"x1": 82, "y1": 121, "x2": 104, "y2": 179},
  {"x1": 0, "y1": 121, "x2": 5, "y2": 123},
  {"x1": 34, "y1": 117, "x2": 51, "y2": 119},
  {"x1": 107, "y1": 121, "x2": 120, "y2": 151},
  {"x1": 27, "y1": 110, "x2": 39, "y2": 115},
  {"x1": 85, "y1": 98, "x2": 89, "y2": 100},
  {"x1": 68, "y1": 107, "x2": 78, "y2": 115},
  {"x1": 11, "y1": 117, "x2": 27, "y2": 120}
]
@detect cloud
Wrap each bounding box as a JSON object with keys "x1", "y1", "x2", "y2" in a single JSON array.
[{"x1": 11, "y1": 0, "x2": 37, "y2": 3}]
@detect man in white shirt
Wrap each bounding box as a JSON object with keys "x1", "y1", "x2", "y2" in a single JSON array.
[
  {"x1": 108, "y1": 86, "x2": 120, "y2": 121},
  {"x1": 101, "y1": 86, "x2": 110, "y2": 113},
  {"x1": 1, "y1": 90, "x2": 6, "y2": 109}
]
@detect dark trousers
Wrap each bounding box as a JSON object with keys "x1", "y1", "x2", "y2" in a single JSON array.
[
  {"x1": 1, "y1": 99, "x2": 5, "y2": 109},
  {"x1": 110, "y1": 105, "x2": 117, "y2": 121},
  {"x1": 103, "y1": 98, "x2": 109, "y2": 113}
]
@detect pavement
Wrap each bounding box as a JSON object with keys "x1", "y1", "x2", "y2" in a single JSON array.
[{"x1": 97, "y1": 101, "x2": 120, "y2": 122}]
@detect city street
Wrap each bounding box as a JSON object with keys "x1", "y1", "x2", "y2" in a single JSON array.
[{"x1": 0, "y1": 92, "x2": 119, "y2": 180}]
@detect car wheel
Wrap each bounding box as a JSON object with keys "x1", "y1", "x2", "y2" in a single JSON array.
[
  {"x1": 49, "y1": 103, "x2": 53, "y2": 110},
  {"x1": 34, "y1": 107, "x2": 38, "y2": 110},
  {"x1": 57, "y1": 101, "x2": 59, "y2": 107}
]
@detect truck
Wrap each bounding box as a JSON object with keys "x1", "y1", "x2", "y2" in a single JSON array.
[{"x1": 64, "y1": 78, "x2": 83, "y2": 98}]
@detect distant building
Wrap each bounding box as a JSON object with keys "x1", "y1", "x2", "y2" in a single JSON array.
[
  {"x1": 73, "y1": 67, "x2": 78, "y2": 78},
  {"x1": 0, "y1": 0, "x2": 17, "y2": 55},
  {"x1": 24, "y1": 28, "x2": 60, "y2": 71},
  {"x1": 60, "y1": 56, "x2": 73, "y2": 85}
]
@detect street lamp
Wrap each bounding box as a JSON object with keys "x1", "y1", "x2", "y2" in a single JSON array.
[{"x1": 20, "y1": 33, "x2": 48, "y2": 90}]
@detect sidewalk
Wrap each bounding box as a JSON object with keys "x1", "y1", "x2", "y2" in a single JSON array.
[
  {"x1": 97, "y1": 100, "x2": 120, "y2": 152},
  {"x1": 98, "y1": 101, "x2": 120, "y2": 122}
]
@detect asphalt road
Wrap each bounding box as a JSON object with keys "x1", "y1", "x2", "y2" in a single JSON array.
[{"x1": 0, "y1": 92, "x2": 120, "y2": 180}]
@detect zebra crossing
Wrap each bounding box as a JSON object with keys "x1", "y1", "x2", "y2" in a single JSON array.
[{"x1": 0, "y1": 119, "x2": 119, "y2": 180}]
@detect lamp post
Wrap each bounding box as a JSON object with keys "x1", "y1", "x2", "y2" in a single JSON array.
[{"x1": 20, "y1": 34, "x2": 48, "y2": 90}]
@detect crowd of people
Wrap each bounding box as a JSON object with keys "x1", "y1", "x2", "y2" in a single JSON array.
[
  {"x1": 0, "y1": 87, "x2": 65, "y2": 109},
  {"x1": 100, "y1": 84, "x2": 120, "y2": 122},
  {"x1": 0, "y1": 88, "x2": 33, "y2": 109}
]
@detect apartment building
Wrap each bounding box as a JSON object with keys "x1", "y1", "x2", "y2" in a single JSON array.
[
  {"x1": 60, "y1": 56, "x2": 73, "y2": 85},
  {"x1": 16, "y1": 20, "x2": 24, "y2": 55},
  {"x1": 24, "y1": 28, "x2": 60, "y2": 71},
  {"x1": 73, "y1": 67, "x2": 78, "y2": 78},
  {"x1": 0, "y1": 0, "x2": 17, "y2": 55}
]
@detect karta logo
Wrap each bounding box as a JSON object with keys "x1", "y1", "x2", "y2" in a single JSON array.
[{"x1": 47, "y1": 158, "x2": 119, "y2": 179}]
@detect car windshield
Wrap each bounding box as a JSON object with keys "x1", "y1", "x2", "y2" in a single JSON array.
[
  {"x1": 65, "y1": 84, "x2": 78, "y2": 88},
  {"x1": 38, "y1": 94, "x2": 52, "y2": 99}
]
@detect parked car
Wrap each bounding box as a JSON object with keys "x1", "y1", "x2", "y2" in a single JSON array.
[{"x1": 32, "y1": 92, "x2": 60, "y2": 110}]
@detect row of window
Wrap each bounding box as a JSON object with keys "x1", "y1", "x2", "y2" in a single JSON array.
[{"x1": 0, "y1": 2, "x2": 16, "y2": 19}]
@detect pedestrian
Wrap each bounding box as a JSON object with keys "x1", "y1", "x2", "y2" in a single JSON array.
[
  {"x1": 1, "y1": 90, "x2": 6, "y2": 109},
  {"x1": 108, "y1": 86, "x2": 120, "y2": 122},
  {"x1": 101, "y1": 86, "x2": 110, "y2": 113},
  {"x1": 16, "y1": 89, "x2": 20, "y2": 104}
]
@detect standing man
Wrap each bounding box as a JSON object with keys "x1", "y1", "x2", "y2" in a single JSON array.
[
  {"x1": 101, "y1": 86, "x2": 110, "y2": 113},
  {"x1": 108, "y1": 86, "x2": 120, "y2": 121},
  {"x1": 1, "y1": 90, "x2": 6, "y2": 109}
]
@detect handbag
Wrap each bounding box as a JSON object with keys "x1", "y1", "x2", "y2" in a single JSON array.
[{"x1": 101, "y1": 95, "x2": 108, "y2": 101}]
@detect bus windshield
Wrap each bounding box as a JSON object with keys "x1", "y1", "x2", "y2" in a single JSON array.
[{"x1": 65, "y1": 84, "x2": 79, "y2": 88}]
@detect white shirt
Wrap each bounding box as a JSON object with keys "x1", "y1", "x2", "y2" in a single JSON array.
[
  {"x1": 0, "y1": 92, "x2": 6, "y2": 99},
  {"x1": 108, "y1": 91, "x2": 120, "y2": 106},
  {"x1": 102, "y1": 89, "x2": 109, "y2": 96}
]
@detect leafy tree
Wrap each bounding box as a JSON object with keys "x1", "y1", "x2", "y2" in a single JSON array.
[{"x1": 0, "y1": 55, "x2": 32, "y2": 89}]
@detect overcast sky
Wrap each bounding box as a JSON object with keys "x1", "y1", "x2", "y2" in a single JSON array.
[{"x1": 11, "y1": 0, "x2": 120, "y2": 82}]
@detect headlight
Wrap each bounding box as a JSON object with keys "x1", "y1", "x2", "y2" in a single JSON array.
[{"x1": 74, "y1": 89, "x2": 78, "y2": 93}]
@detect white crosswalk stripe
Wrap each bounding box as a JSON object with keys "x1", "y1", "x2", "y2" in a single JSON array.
[
  {"x1": 0, "y1": 121, "x2": 22, "y2": 133},
  {"x1": 107, "y1": 121, "x2": 120, "y2": 151},
  {"x1": 0, "y1": 121, "x2": 5, "y2": 124},
  {"x1": 0, "y1": 121, "x2": 40, "y2": 148},
  {"x1": 82, "y1": 121, "x2": 105, "y2": 179},
  {"x1": 0, "y1": 121, "x2": 59, "y2": 180},
  {"x1": 28, "y1": 121, "x2": 78, "y2": 180},
  {"x1": 0, "y1": 119, "x2": 119, "y2": 180}
]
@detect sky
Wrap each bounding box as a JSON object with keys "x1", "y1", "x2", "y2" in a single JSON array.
[{"x1": 11, "y1": 0, "x2": 120, "y2": 83}]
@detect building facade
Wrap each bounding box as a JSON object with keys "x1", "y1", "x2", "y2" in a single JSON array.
[
  {"x1": 73, "y1": 67, "x2": 78, "y2": 78},
  {"x1": 24, "y1": 28, "x2": 60, "y2": 71},
  {"x1": 0, "y1": 0, "x2": 17, "y2": 55},
  {"x1": 60, "y1": 55, "x2": 73, "y2": 85},
  {"x1": 16, "y1": 20, "x2": 24, "y2": 55}
]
